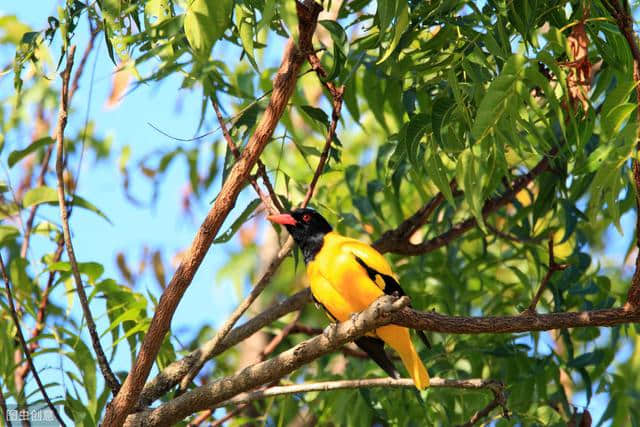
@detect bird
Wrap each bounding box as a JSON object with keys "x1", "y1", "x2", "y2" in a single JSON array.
[{"x1": 267, "y1": 208, "x2": 430, "y2": 389}]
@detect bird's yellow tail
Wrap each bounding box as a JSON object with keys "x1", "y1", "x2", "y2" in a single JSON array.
[{"x1": 377, "y1": 325, "x2": 430, "y2": 390}]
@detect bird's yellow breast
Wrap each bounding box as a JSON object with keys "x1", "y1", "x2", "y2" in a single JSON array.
[{"x1": 307, "y1": 232, "x2": 388, "y2": 322}]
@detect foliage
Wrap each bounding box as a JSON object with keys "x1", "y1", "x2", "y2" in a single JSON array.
[{"x1": 1, "y1": 0, "x2": 640, "y2": 425}]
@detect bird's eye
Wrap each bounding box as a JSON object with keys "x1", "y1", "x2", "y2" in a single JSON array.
[{"x1": 302, "y1": 214, "x2": 311, "y2": 223}]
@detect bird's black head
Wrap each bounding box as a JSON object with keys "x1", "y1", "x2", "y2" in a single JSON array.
[{"x1": 267, "y1": 208, "x2": 332, "y2": 263}]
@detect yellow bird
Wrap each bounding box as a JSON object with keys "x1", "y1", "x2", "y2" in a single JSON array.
[{"x1": 268, "y1": 208, "x2": 430, "y2": 389}]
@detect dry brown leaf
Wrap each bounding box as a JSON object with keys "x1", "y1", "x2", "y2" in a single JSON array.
[
  {"x1": 105, "y1": 61, "x2": 132, "y2": 109},
  {"x1": 561, "y1": 22, "x2": 592, "y2": 114}
]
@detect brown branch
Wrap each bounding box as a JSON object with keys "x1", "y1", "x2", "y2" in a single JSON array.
[
  {"x1": 209, "y1": 404, "x2": 248, "y2": 427},
  {"x1": 20, "y1": 30, "x2": 98, "y2": 258},
  {"x1": 0, "y1": 385, "x2": 7, "y2": 426},
  {"x1": 374, "y1": 180, "x2": 459, "y2": 251},
  {"x1": 390, "y1": 305, "x2": 640, "y2": 334},
  {"x1": 0, "y1": 254, "x2": 66, "y2": 426},
  {"x1": 524, "y1": 234, "x2": 568, "y2": 313},
  {"x1": 604, "y1": 0, "x2": 640, "y2": 309},
  {"x1": 14, "y1": 242, "x2": 65, "y2": 385},
  {"x1": 375, "y1": 149, "x2": 557, "y2": 255},
  {"x1": 300, "y1": 53, "x2": 344, "y2": 208},
  {"x1": 54, "y1": 45, "x2": 121, "y2": 396},
  {"x1": 103, "y1": 3, "x2": 323, "y2": 424},
  {"x1": 257, "y1": 309, "x2": 303, "y2": 360},
  {"x1": 177, "y1": 239, "x2": 294, "y2": 391},
  {"x1": 211, "y1": 98, "x2": 282, "y2": 214},
  {"x1": 457, "y1": 384, "x2": 508, "y2": 427},
  {"x1": 224, "y1": 378, "x2": 503, "y2": 408},
  {"x1": 124, "y1": 295, "x2": 410, "y2": 426},
  {"x1": 139, "y1": 288, "x2": 312, "y2": 407}
]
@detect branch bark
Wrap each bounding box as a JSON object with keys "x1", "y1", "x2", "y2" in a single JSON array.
[
  {"x1": 124, "y1": 295, "x2": 410, "y2": 426},
  {"x1": 374, "y1": 149, "x2": 556, "y2": 255},
  {"x1": 0, "y1": 254, "x2": 66, "y2": 426},
  {"x1": 103, "y1": 3, "x2": 323, "y2": 424},
  {"x1": 224, "y1": 377, "x2": 503, "y2": 408},
  {"x1": 603, "y1": 0, "x2": 640, "y2": 308},
  {"x1": 139, "y1": 288, "x2": 312, "y2": 407},
  {"x1": 178, "y1": 239, "x2": 295, "y2": 391},
  {"x1": 390, "y1": 305, "x2": 640, "y2": 334},
  {"x1": 54, "y1": 45, "x2": 121, "y2": 396}
]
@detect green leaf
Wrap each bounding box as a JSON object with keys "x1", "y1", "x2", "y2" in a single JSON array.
[
  {"x1": 299, "y1": 105, "x2": 329, "y2": 130},
  {"x1": 378, "y1": 0, "x2": 409, "y2": 64},
  {"x1": 471, "y1": 54, "x2": 527, "y2": 142},
  {"x1": 8, "y1": 137, "x2": 54, "y2": 168},
  {"x1": 403, "y1": 113, "x2": 428, "y2": 168},
  {"x1": 213, "y1": 199, "x2": 261, "y2": 244},
  {"x1": 22, "y1": 186, "x2": 111, "y2": 223},
  {"x1": 456, "y1": 149, "x2": 486, "y2": 231},
  {"x1": 236, "y1": 4, "x2": 258, "y2": 71},
  {"x1": 426, "y1": 147, "x2": 455, "y2": 207},
  {"x1": 184, "y1": 0, "x2": 232, "y2": 59},
  {"x1": 23, "y1": 186, "x2": 58, "y2": 207},
  {"x1": 602, "y1": 102, "x2": 636, "y2": 138},
  {"x1": 376, "y1": 0, "x2": 397, "y2": 38},
  {"x1": 0, "y1": 225, "x2": 19, "y2": 245}
]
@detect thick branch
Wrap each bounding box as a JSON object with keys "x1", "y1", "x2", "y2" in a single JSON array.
[
  {"x1": 103, "y1": 3, "x2": 323, "y2": 424},
  {"x1": 124, "y1": 295, "x2": 409, "y2": 426},
  {"x1": 375, "y1": 149, "x2": 556, "y2": 255},
  {"x1": 224, "y1": 377, "x2": 503, "y2": 408},
  {"x1": 391, "y1": 305, "x2": 640, "y2": 334},
  {"x1": 0, "y1": 254, "x2": 66, "y2": 426},
  {"x1": 139, "y1": 288, "x2": 312, "y2": 407},
  {"x1": 54, "y1": 45, "x2": 121, "y2": 395}
]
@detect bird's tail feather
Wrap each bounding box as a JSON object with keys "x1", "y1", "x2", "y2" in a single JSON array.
[{"x1": 377, "y1": 326, "x2": 430, "y2": 390}]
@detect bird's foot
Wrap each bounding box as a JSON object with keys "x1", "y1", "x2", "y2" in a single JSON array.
[{"x1": 323, "y1": 322, "x2": 339, "y2": 341}]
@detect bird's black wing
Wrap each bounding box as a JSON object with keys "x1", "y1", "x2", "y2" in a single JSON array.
[
  {"x1": 354, "y1": 336, "x2": 400, "y2": 379},
  {"x1": 355, "y1": 256, "x2": 432, "y2": 350}
]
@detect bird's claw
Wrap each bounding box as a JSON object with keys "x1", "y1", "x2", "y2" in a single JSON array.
[{"x1": 323, "y1": 323, "x2": 339, "y2": 341}]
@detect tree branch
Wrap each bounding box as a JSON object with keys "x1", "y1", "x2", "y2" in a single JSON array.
[
  {"x1": 603, "y1": 0, "x2": 640, "y2": 308},
  {"x1": 211, "y1": 98, "x2": 282, "y2": 214},
  {"x1": 374, "y1": 149, "x2": 556, "y2": 255},
  {"x1": 300, "y1": 52, "x2": 344, "y2": 208},
  {"x1": 223, "y1": 377, "x2": 504, "y2": 408},
  {"x1": 524, "y1": 234, "x2": 569, "y2": 313},
  {"x1": 139, "y1": 288, "x2": 312, "y2": 407},
  {"x1": 390, "y1": 305, "x2": 640, "y2": 334},
  {"x1": 457, "y1": 383, "x2": 508, "y2": 427},
  {"x1": 178, "y1": 239, "x2": 294, "y2": 391},
  {"x1": 103, "y1": 3, "x2": 323, "y2": 424},
  {"x1": 124, "y1": 295, "x2": 410, "y2": 426},
  {"x1": 54, "y1": 45, "x2": 121, "y2": 396},
  {"x1": 0, "y1": 254, "x2": 66, "y2": 426}
]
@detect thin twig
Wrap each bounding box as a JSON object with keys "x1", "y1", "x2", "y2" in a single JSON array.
[
  {"x1": 524, "y1": 234, "x2": 568, "y2": 313},
  {"x1": 0, "y1": 254, "x2": 66, "y2": 426},
  {"x1": 257, "y1": 309, "x2": 303, "y2": 360},
  {"x1": 20, "y1": 30, "x2": 98, "y2": 258},
  {"x1": 209, "y1": 404, "x2": 248, "y2": 427},
  {"x1": 374, "y1": 148, "x2": 557, "y2": 255},
  {"x1": 211, "y1": 98, "x2": 282, "y2": 214},
  {"x1": 178, "y1": 239, "x2": 294, "y2": 391},
  {"x1": 53, "y1": 45, "x2": 121, "y2": 395},
  {"x1": 375, "y1": 180, "x2": 460, "y2": 249},
  {"x1": 139, "y1": 288, "x2": 312, "y2": 407},
  {"x1": 300, "y1": 53, "x2": 344, "y2": 208},
  {"x1": 0, "y1": 385, "x2": 7, "y2": 426},
  {"x1": 457, "y1": 384, "x2": 509, "y2": 427},
  {"x1": 225, "y1": 378, "x2": 504, "y2": 408}
]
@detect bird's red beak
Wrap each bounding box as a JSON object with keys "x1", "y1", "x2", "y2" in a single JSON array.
[{"x1": 267, "y1": 213, "x2": 297, "y2": 226}]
